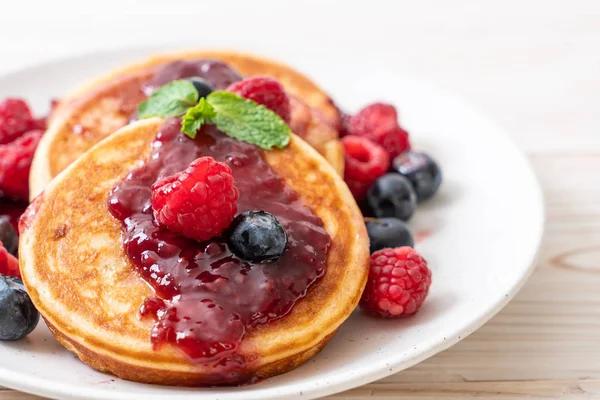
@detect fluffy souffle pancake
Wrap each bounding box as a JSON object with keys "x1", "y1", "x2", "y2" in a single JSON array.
[
  {"x1": 19, "y1": 117, "x2": 368, "y2": 386},
  {"x1": 31, "y1": 51, "x2": 343, "y2": 199}
]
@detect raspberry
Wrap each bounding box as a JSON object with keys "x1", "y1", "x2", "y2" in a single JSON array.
[
  {"x1": 227, "y1": 76, "x2": 291, "y2": 123},
  {"x1": 0, "y1": 129, "x2": 43, "y2": 200},
  {"x1": 32, "y1": 118, "x2": 47, "y2": 131},
  {"x1": 151, "y1": 157, "x2": 239, "y2": 241},
  {"x1": 360, "y1": 247, "x2": 431, "y2": 318},
  {"x1": 0, "y1": 241, "x2": 20, "y2": 279},
  {"x1": 342, "y1": 135, "x2": 389, "y2": 201},
  {"x1": 349, "y1": 103, "x2": 410, "y2": 158},
  {"x1": 0, "y1": 99, "x2": 35, "y2": 145}
]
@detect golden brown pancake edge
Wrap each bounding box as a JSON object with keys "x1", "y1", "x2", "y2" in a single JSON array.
[{"x1": 20, "y1": 118, "x2": 368, "y2": 385}]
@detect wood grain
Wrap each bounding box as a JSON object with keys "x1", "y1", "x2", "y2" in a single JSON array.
[
  {"x1": 328, "y1": 380, "x2": 600, "y2": 399},
  {"x1": 2, "y1": 0, "x2": 600, "y2": 398}
]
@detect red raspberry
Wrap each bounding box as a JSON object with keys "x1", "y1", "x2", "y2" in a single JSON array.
[
  {"x1": 360, "y1": 247, "x2": 432, "y2": 318},
  {"x1": 342, "y1": 135, "x2": 390, "y2": 201},
  {"x1": 349, "y1": 103, "x2": 410, "y2": 158},
  {"x1": 0, "y1": 241, "x2": 20, "y2": 279},
  {"x1": 0, "y1": 129, "x2": 43, "y2": 200},
  {"x1": 352, "y1": 103, "x2": 398, "y2": 132},
  {"x1": 151, "y1": 157, "x2": 239, "y2": 241},
  {"x1": 32, "y1": 118, "x2": 47, "y2": 131},
  {"x1": 227, "y1": 76, "x2": 291, "y2": 123},
  {"x1": 0, "y1": 99, "x2": 35, "y2": 145}
]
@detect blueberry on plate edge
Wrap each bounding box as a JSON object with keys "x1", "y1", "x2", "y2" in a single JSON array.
[
  {"x1": 0, "y1": 275, "x2": 39, "y2": 341},
  {"x1": 227, "y1": 211, "x2": 288, "y2": 263},
  {"x1": 392, "y1": 151, "x2": 442, "y2": 202},
  {"x1": 366, "y1": 218, "x2": 414, "y2": 253},
  {"x1": 365, "y1": 173, "x2": 417, "y2": 221}
]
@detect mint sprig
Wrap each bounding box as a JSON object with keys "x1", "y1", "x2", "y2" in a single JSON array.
[
  {"x1": 207, "y1": 91, "x2": 290, "y2": 150},
  {"x1": 137, "y1": 80, "x2": 291, "y2": 150},
  {"x1": 138, "y1": 80, "x2": 198, "y2": 118},
  {"x1": 181, "y1": 98, "x2": 217, "y2": 139},
  {"x1": 138, "y1": 80, "x2": 291, "y2": 150}
]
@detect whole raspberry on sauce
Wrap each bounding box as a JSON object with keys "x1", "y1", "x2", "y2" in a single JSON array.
[
  {"x1": 342, "y1": 135, "x2": 390, "y2": 201},
  {"x1": 227, "y1": 76, "x2": 291, "y2": 123},
  {"x1": 349, "y1": 103, "x2": 410, "y2": 158},
  {"x1": 0, "y1": 129, "x2": 44, "y2": 200},
  {"x1": 151, "y1": 157, "x2": 239, "y2": 242},
  {"x1": 0, "y1": 98, "x2": 35, "y2": 145},
  {"x1": 360, "y1": 246, "x2": 432, "y2": 318},
  {"x1": 0, "y1": 241, "x2": 20, "y2": 279}
]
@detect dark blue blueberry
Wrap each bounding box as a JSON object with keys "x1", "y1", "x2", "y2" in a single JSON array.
[
  {"x1": 227, "y1": 211, "x2": 288, "y2": 263},
  {"x1": 366, "y1": 218, "x2": 414, "y2": 253},
  {"x1": 0, "y1": 275, "x2": 39, "y2": 341},
  {"x1": 0, "y1": 216, "x2": 18, "y2": 256},
  {"x1": 366, "y1": 174, "x2": 417, "y2": 221},
  {"x1": 188, "y1": 77, "x2": 214, "y2": 99},
  {"x1": 392, "y1": 151, "x2": 442, "y2": 202}
]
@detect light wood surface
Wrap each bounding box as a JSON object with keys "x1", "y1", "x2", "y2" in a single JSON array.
[{"x1": 1, "y1": 0, "x2": 599, "y2": 399}]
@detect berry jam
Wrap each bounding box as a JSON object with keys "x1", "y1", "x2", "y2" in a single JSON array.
[
  {"x1": 107, "y1": 120, "x2": 330, "y2": 382},
  {"x1": 143, "y1": 59, "x2": 242, "y2": 95}
]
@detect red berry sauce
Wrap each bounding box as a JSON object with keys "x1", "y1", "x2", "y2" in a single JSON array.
[
  {"x1": 107, "y1": 120, "x2": 330, "y2": 382},
  {"x1": 144, "y1": 59, "x2": 243, "y2": 94}
]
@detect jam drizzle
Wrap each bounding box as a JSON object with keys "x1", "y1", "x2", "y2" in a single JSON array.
[{"x1": 108, "y1": 119, "x2": 330, "y2": 382}]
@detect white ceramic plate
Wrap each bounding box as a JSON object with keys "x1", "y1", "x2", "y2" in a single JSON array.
[{"x1": 0, "y1": 47, "x2": 544, "y2": 400}]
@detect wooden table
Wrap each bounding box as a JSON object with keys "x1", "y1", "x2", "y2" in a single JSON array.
[{"x1": 1, "y1": 1, "x2": 599, "y2": 398}]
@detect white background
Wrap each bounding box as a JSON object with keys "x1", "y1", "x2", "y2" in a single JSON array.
[{"x1": 0, "y1": 0, "x2": 598, "y2": 153}]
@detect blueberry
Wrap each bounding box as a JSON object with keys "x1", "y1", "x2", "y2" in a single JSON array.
[
  {"x1": 366, "y1": 174, "x2": 417, "y2": 221},
  {"x1": 365, "y1": 218, "x2": 414, "y2": 253},
  {"x1": 0, "y1": 275, "x2": 39, "y2": 341},
  {"x1": 227, "y1": 211, "x2": 288, "y2": 263},
  {"x1": 188, "y1": 77, "x2": 213, "y2": 99},
  {"x1": 392, "y1": 151, "x2": 442, "y2": 202},
  {"x1": 0, "y1": 216, "x2": 18, "y2": 256}
]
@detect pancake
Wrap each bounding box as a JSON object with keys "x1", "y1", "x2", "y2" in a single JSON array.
[
  {"x1": 19, "y1": 118, "x2": 369, "y2": 385},
  {"x1": 30, "y1": 51, "x2": 343, "y2": 200}
]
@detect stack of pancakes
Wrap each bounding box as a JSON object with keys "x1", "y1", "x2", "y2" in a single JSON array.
[
  {"x1": 20, "y1": 51, "x2": 369, "y2": 385},
  {"x1": 30, "y1": 51, "x2": 345, "y2": 196}
]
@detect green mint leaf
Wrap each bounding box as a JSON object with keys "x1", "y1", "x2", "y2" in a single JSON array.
[
  {"x1": 181, "y1": 98, "x2": 217, "y2": 139},
  {"x1": 138, "y1": 80, "x2": 198, "y2": 118},
  {"x1": 206, "y1": 91, "x2": 291, "y2": 150}
]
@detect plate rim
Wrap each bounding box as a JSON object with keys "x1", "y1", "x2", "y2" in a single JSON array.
[{"x1": 0, "y1": 46, "x2": 545, "y2": 400}]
